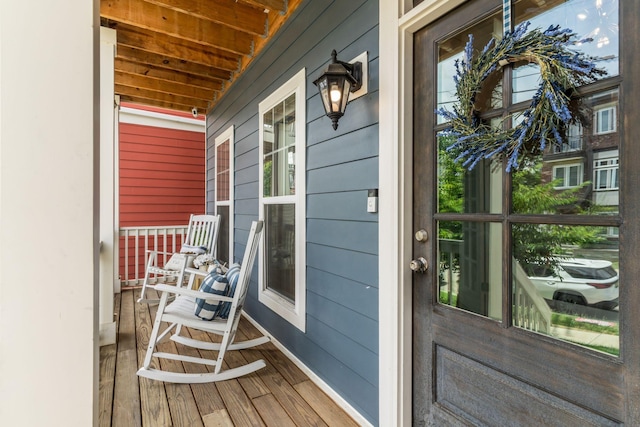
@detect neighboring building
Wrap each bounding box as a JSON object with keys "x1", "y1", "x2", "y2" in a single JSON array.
[
  {"x1": 118, "y1": 103, "x2": 206, "y2": 283},
  {"x1": 118, "y1": 102, "x2": 206, "y2": 226},
  {"x1": 543, "y1": 89, "x2": 620, "y2": 239}
]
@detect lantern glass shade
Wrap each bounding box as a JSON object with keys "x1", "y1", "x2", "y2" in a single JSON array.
[{"x1": 318, "y1": 76, "x2": 351, "y2": 114}]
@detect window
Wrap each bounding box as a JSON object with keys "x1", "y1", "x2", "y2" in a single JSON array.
[
  {"x1": 552, "y1": 163, "x2": 583, "y2": 188},
  {"x1": 215, "y1": 127, "x2": 234, "y2": 265},
  {"x1": 595, "y1": 105, "x2": 616, "y2": 134},
  {"x1": 258, "y1": 68, "x2": 306, "y2": 331},
  {"x1": 594, "y1": 156, "x2": 619, "y2": 191},
  {"x1": 563, "y1": 123, "x2": 583, "y2": 152}
]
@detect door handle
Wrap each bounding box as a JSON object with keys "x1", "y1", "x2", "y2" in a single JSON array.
[{"x1": 410, "y1": 257, "x2": 428, "y2": 273}]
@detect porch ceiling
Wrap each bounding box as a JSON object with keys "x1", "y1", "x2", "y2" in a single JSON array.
[{"x1": 100, "y1": 0, "x2": 302, "y2": 115}]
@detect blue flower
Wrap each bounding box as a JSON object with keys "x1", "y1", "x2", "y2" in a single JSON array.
[{"x1": 464, "y1": 35, "x2": 474, "y2": 69}]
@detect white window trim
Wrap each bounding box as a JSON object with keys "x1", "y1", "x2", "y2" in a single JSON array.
[
  {"x1": 258, "y1": 68, "x2": 306, "y2": 332},
  {"x1": 593, "y1": 151, "x2": 619, "y2": 191},
  {"x1": 594, "y1": 104, "x2": 617, "y2": 135},
  {"x1": 215, "y1": 126, "x2": 234, "y2": 263},
  {"x1": 552, "y1": 163, "x2": 583, "y2": 189}
]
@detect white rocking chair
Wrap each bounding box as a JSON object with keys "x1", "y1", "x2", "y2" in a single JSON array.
[
  {"x1": 138, "y1": 214, "x2": 220, "y2": 304},
  {"x1": 137, "y1": 220, "x2": 269, "y2": 383}
]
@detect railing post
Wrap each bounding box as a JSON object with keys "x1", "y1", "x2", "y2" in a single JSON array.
[{"x1": 118, "y1": 224, "x2": 189, "y2": 287}]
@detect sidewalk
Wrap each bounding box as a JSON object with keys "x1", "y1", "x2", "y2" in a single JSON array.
[{"x1": 551, "y1": 326, "x2": 619, "y2": 349}]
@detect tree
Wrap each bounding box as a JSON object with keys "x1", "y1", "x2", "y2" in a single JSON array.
[
  {"x1": 437, "y1": 141, "x2": 604, "y2": 271},
  {"x1": 511, "y1": 159, "x2": 604, "y2": 272}
]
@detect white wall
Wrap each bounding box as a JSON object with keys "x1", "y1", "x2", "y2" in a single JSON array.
[{"x1": 0, "y1": 0, "x2": 98, "y2": 425}]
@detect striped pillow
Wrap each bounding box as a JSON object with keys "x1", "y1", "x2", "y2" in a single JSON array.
[
  {"x1": 217, "y1": 263, "x2": 241, "y2": 319},
  {"x1": 194, "y1": 273, "x2": 229, "y2": 320},
  {"x1": 180, "y1": 244, "x2": 208, "y2": 255}
]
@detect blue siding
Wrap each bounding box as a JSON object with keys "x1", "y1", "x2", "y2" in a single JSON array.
[{"x1": 206, "y1": 0, "x2": 379, "y2": 424}]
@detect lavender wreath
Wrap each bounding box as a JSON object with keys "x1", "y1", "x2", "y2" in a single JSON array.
[{"x1": 436, "y1": 21, "x2": 607, "y2": 172}]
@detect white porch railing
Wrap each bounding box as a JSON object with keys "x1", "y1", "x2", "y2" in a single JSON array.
[
  {"x1": 512, "y1": 260, "x2": 552, "y2": 333},
  {"x1": 439, "y1": 239, "x2": 551, "y2": 333},
  {"x1": 119, "y1": 224, "x2": 189, "y2": 287}
]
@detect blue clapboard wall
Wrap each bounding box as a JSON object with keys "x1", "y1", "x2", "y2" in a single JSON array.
[{"x1": 205, "y1": 0, "x2": 379, "y2": 424}]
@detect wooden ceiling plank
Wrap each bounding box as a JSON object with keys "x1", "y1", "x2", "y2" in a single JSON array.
[
  {"x1": 120, "y1": 95, "x2": 207, "y2": 115},
  {"x1": 115, "y1": 71, "x2": 214, "y2": 101},
  {"x1": 114, "y1": 58, "x2": 223, "y2": 91},
  {"x1": 100, "y1": 0, "x2": 254, "y2": 55},
  {"x1": 116, "y1": 45, "x2": 232, "y2": 81},
  {"x1": 115, "y1": 84, "x2": 210, "y2": 110},
  {"x1": 239, "y1": 0, "x2": 285, "y2": 12},
  {"x1": 239, "y1": 0, "x2": 303, "y2": 76},
  {"x1": 144, "y1": 0, "x2": 266, "y2": 36},
  {"x1": 100, "y1": 0, "x2": 304, "y2": 114},
  {"x1": 114, "y1": 23, "x2": 241, "y2": 71}
]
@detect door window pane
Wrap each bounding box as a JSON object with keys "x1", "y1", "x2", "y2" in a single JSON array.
[
  {"x1": 437, "y1": 130, "x2": 503, "y2": 214},
  {"x1": 436, "y1": 9, "x2": 503, "y2": 125},
  {"x1": 438, "y1": 221, "x2": 502, "y2": 320},
  {"x1": 513, "y1": 89, "x2": 620, "y2": 216},
  {"x1": 514, "y1": 0, "x2": 619, "y2": 82},
  {"x1": 513, "y1": 224, "x2": 619, "y2": 356}
]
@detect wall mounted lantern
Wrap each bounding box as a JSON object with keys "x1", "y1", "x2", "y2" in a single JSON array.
[{"x1": 313, "y1": 50, "x2": 363, "y2": 130}]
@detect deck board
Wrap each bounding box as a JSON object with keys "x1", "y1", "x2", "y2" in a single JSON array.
[
  {"x1": 113, "y1": 290, "x2": 142, "y2": 427},
  {"x1": 99, "y1": 288, "x2": 361, "y2": 426},
  {"x1": 252, "y1": 393, "x2": 297, "y2": 427},
  {"x1": 99, "y1": 293, "x2": 119, "y2": 427},
  {"x1": 135, "y1": 289, "x2": 172, "y2": 426}
]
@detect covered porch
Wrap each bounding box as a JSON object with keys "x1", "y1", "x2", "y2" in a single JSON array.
[{"x1": 99, "y1": 288, "x2": 360, "y2": 426}]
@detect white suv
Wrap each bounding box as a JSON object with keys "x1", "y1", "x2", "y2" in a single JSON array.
[{"x1": 526, "y1": 258, "x2": 619, "y2": 310}]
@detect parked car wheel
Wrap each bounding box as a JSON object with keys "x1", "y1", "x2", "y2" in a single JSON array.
[{"x1": 555, "y1": 292, "x2": 586, "y2": 306}]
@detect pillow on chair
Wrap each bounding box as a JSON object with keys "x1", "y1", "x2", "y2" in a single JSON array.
[
  {"x1": 163, "y1": 253, "x2": 189, "y2": 271},
  {"x1": 217, "y1": 263, "x2": 241, "y2": 319},
  {"x1": 180, "y1": 244, "x2": 208, "y2": 255},
  {"x1": 194, "y1": 273, "x2": 230, "y2": 320}
]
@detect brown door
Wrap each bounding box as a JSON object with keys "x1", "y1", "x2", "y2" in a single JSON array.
[{"x1": 412, "y1": 0, "x2": 640, "y2": 425}]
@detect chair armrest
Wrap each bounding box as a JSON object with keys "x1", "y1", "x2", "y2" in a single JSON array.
[
  {"x1": 184, "y1": 267, "x2": 207, "y2": 277},
  {"x1": 184, "y1": 265, "x2": 228, "y2": 277},
  {"x1": 145, "y1": 249, "x2": 177, "y2": 256},
  {"x1": 154, "y1": 284, "x2": 234, "y2": 302}
]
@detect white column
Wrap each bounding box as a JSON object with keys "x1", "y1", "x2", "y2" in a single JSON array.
[
  {"x1": 0, "y1": 0, "x2": 98, "y2": 425},
  {"x1": 100, "y1": 26, "x2": 117, "y2": 346}
]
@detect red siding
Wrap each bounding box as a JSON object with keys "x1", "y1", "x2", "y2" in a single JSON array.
[{"x1": 119, "y1": 122, "x2": 205, "y2": 227}]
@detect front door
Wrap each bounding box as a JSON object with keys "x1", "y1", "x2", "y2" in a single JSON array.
[{"x1": 412, "y1": 0, "x2": 640, "y2": 425}]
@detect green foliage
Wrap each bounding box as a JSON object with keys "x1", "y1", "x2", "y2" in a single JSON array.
[
  {"x1": 263, "y1": 160, "x2": 272, "y2": 197},
  {"x1": 437, "y1": 136, "x2": 464, "y2": 240},
  {"x1": 439, "y1": 291, "x2": 458, "y2": 306},
  {"x1": 551, "y1": 313, "x2": 618, "y2": 335},
  {"x1": 437, "y1": 148, "x2": 604, "y2": 270},
  {"x1": 511, "y1": 161, "x2": 604, "y2": 269}
]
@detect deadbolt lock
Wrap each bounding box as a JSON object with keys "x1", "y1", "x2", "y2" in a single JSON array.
[{"x1": 415, "y1": 229, "x2": 428, "y2": 242}]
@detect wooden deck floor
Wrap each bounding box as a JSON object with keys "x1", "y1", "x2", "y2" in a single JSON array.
[{"x1": 99, "y1": 288, "x2": 361, "y2": 427}]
